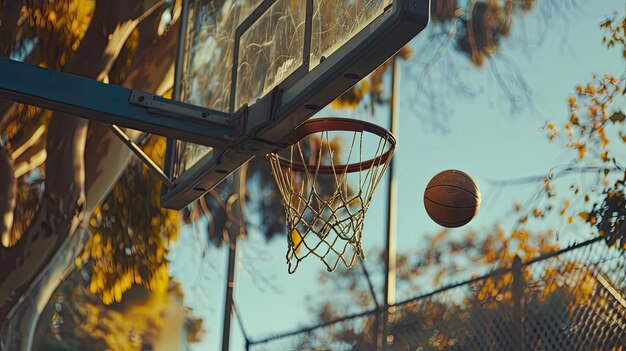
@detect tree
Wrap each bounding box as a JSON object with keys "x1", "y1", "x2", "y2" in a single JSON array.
[{"x1": 0, "y1": 1, "x2": 182, "y2": 349}]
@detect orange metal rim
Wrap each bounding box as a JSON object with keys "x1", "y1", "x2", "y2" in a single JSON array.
[{"x1": 267, "y1": 117, "x2": 396, "y2": 174}]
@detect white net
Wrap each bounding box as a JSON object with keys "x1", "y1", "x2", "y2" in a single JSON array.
[{"x1": 267, "y1": 119, "x2": 394, "y2": 273}]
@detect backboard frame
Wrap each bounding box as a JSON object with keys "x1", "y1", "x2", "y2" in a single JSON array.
[{"x1": 162, "y1": 0, "x2": 430, "y2": 210}]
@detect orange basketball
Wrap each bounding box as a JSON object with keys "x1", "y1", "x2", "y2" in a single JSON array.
[{"x1": 424, "y1": 170, "x2": 480, "y2": 228}]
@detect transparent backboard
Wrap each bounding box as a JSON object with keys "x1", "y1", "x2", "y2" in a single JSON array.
[
  {"x1": 164, "y1": 0, "x2": 430, "y2": 209},
  {"x1": 173, "y1": 0, "x2": 263, "y2": 176}
]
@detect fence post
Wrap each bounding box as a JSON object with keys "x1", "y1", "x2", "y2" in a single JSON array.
[{"x1": 512, "y1": 255, "x2": 524, "y2": 351}]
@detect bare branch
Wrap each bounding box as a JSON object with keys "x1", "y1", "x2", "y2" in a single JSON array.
[{"x1": 484, "y1": 165, "x2": 625, "y2": 187}]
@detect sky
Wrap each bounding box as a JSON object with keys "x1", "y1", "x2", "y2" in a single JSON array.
[{"x1": 168, "y1": 1, "x2": 626, "y2": 350}]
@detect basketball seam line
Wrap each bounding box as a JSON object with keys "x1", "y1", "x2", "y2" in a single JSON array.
[
  {"x1": 424, "y1": 197, "x2": 480, "y2": 210},
  {"x1": 453, "y1": 170, "x2": 476, "y2": 184},
  {"x1": 437, "y1": 170, "x2": 476, "y2": 185},
  {"x1": 425, "y1": 184, "x2": 479, "y2": 199},
  {"x1": 424, "y1": 206, "x2": 471, "y2": 227}
]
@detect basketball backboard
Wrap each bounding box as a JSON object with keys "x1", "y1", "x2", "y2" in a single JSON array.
[{"x1": 162, "y1": 0, "x2": 430, "y2": 210}]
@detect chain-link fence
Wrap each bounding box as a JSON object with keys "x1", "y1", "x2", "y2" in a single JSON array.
[{"x1": 247, "y1": 237, "x2": 626, "y2": 350}]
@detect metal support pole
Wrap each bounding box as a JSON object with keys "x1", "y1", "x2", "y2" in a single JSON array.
[
  {"x1": 221, "y1": 239, "x2": 237, "y2": 351},
  {"x1": 232, "y1": 301, "x2": 251, "y2": 351},
  {"x1": 163, "y1": 0, "x2": 190, "y2": 192},
  {"x1": 221, "y1": 167, "x2": 246, "y2": 351},
  {"x1": 512, "y1": 255, "x2": 524, "y2": 351},
  {"x1": 382, "y1": 55, "x2": 399, "y2": 350}
]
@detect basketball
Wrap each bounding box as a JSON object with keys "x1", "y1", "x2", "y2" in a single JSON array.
[{"x1": 424, "y1": 170, "x2": 481, "y2": 228}]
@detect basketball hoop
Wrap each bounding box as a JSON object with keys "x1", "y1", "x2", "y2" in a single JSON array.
[{"x1": 267, "y1": 118, "x2": 396, "y2": 273}]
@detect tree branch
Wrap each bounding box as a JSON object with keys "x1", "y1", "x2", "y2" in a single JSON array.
[
  {"x1": 0, "y1": 0, "x2": 21, "y2": 57},
  {"x1": 0, "y1": 147, "x2": 16, "y2": 248},
  {"x1": 0, "y1": 99, "x2": 16, "y2": 132},
  {"x1": 6, "y1": 115, "x2": 45, "y2": 157},
  {"x1": 484, "y1": 166, "x2": 625, "y2": 187}
]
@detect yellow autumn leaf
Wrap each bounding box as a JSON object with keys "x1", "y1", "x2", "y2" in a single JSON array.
[
  {"x1": 48, "y1": 10, "x2": 57, "y2": 25},
  {"x1": 291, "y1": 229, "x2": 303, "y2": 254},
  {"x1": 511, "y1": 230, "x2": 528, "y2": 241},
  {"x1": 543, "y1": 178, "x2": 553, "y2": 192},
  {"x1": 575, "y1": 85, "x2": 584, "y2": 95},
  {"x1": 89, "y1": 277, "x2": 98, "y2": 294},
  {"x1": 433, "y1": 268, "x2": 446, "y2": 286},
  {"x1": 114, "y1": 282, "x2": 123, "y2": 303},
  {"x1": 577, "y1": 145, "x2": 586, "y2": 160},
  {"x1": 568, "y1": 96, "x2": 577, "y2": 107},
  {"x1": 601, "y1": 151, "x2": 609, "y2": 161}
]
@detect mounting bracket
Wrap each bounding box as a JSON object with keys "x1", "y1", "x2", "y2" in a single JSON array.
[{"x1": 129, "y1": 90, "x2": 235, "y2": 127}]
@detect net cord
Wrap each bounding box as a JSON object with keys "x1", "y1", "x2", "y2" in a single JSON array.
[{"x1": 267, "y1": 127, "x2": 394, "y2": 273}]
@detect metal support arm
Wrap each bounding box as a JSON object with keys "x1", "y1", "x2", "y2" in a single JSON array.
[
  {"x1": 107, "y1": 124, "x2": 175, "y2": 189},
  {"x1": 0, "y1": 58, "x2": 237, "y2": 147}
]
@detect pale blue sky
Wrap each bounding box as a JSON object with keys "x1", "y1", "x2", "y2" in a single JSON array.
[{"x1": 169, "y1": 1, "x2": 626, "y2": 349}]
